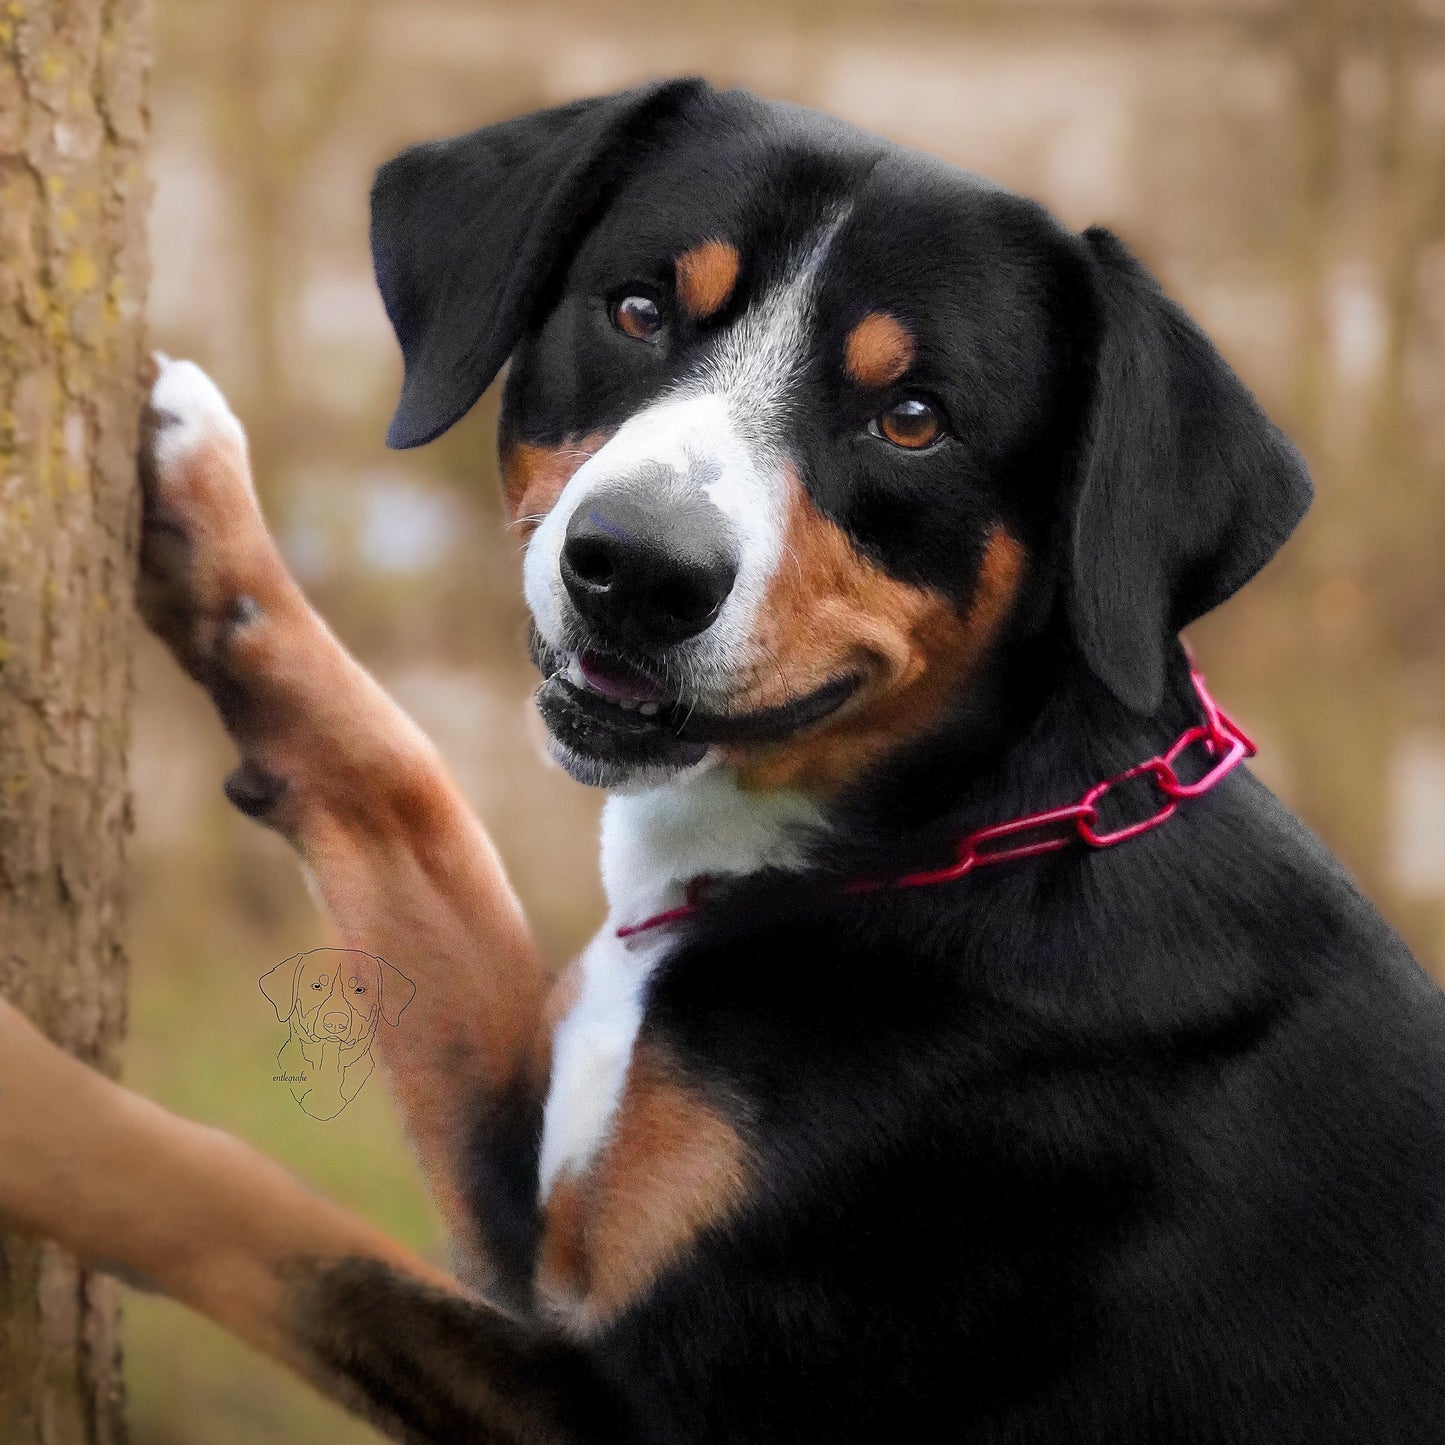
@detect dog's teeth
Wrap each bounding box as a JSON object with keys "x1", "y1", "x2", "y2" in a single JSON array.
[
  {"x1": 565, "y1": 656, "x2": 586, "y2": 688},
  {"x1": 639, "y1": 701, "x2": 660, "y2": 716},
  {"x1": 618, "y1": 697, "x2": 639, "y2": 711}
]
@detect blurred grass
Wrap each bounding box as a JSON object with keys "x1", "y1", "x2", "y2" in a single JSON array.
[
  {"x1": 121, "y1": 897, "x2": 437, "y2": 1443},
  {"x1": 122, "y1": 973, "x2": 435, "y2": 1445}
]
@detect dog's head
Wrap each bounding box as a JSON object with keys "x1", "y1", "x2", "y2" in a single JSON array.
[
  {"x1": 372, "y1": 80, "x2": 1310, "y2": 794},
  {"x1": 260, "y1": 949, "x2": 414, "y2": 1043}
]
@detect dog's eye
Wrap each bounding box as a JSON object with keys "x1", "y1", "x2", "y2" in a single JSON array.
[
  {"x1": 872, "y1": 398, "x2": 944, "y2": 450},
  {"x1": 351, "y1": 983, "x2": 366, "y2": 995},
  {"x1": 611, "y1": 294, "x2": 662, "y2": 342},
  {"x1": 310, "y1": 981, "x2": 325, "y2": 991}
]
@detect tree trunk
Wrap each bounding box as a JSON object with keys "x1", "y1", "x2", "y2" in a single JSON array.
[{"x1": 0, "y1": 1, "x2": 150, "y2": 1441}]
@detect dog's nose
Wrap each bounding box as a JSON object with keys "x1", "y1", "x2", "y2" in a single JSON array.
[
  {"x1": 560, "y1": 481, "x2": 739, "y2": 652},
  {"x1": 323, "y1": 1012, "x2": 348, "y2": 1035}
]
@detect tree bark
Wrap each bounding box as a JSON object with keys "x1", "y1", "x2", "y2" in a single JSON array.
[{"x1": 0, "y1": 1, "x2": 149, "y2": 1441}]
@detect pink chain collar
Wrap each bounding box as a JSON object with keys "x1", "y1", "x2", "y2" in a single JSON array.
[{"x1": 617, "y1": 666, "x2": 1254, "y2": 940}]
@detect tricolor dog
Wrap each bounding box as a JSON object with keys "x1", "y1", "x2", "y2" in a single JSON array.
[{"x1": 2, "y1": 78, "x2": 1444, "y2": 1444}]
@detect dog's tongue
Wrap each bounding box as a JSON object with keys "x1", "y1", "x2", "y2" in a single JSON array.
[{"x1": 577, "y1": 652, "x2": 667, "y2": 705}]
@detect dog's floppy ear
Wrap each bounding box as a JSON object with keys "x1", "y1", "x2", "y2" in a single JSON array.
[
  {"x1": 259, "y1": 955, "x2": 303, "y2": 1022},
  {"x1": 376, "y1": 956, "x2": 415, "y2": 1028},
  {"x1": 371, "y1": 78, "x2": 710, "y2": 449},
  {"x1": 1067, "y1": 227, "x2": 1312, "y2": 714}
]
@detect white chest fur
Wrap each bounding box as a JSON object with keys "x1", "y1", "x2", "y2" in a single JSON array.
[{"x1": 537, "y1": 766, "x2": 824, "y2": 1199}]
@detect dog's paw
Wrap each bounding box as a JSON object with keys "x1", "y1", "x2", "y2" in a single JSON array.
[
  {"x1": 144, "y1": 353, "x2": 250, "y2": 485},
  {"x1": 138, "y1": 354, "x2": 273, "y2": 673}
]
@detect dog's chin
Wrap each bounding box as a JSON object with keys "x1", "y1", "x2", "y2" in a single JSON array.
[{"x1": 531, "y1": 634, "x2": 863, "y2": 791}]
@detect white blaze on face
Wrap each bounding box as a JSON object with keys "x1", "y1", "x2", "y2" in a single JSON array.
[
  {"x1": 522, "y1": 213, "x2": 848, "y2": 683},
  {"x1": 531, "y1": 224, "x2": 850, "y2": 1215}
]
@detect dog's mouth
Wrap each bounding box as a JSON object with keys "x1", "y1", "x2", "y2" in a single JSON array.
[{"x1": 532, "y1": 635, "x2": 860, "y2": 785}]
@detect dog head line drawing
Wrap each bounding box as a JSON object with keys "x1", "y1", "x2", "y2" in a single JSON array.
[{"x1": 259, "y1": 948, "x2": 414, "y2": 1120}]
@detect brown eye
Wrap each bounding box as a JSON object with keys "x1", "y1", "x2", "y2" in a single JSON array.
[
  {"x1": 612, "y1": 294, "x2": 662, "y2": 342},
  {"x1": 875, "y1": 397, "x2": 943, "y2": 450}
]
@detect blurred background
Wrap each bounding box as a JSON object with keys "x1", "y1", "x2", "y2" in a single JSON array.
[{"x1": 126, "y1": 0, "x2": 1445, "y2": 1439}]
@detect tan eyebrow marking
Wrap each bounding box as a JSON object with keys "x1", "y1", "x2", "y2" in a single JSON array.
[
  {"x1": 844, "y1": 311, "x2": 916, "y2": 390},
  {"x1": 675, "y1": 240, "x2": 741, "y2": 321}
]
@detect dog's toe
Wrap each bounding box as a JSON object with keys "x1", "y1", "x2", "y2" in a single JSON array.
[{"x1": 143, "y1": 356, "x2": 249, "y2": 484}]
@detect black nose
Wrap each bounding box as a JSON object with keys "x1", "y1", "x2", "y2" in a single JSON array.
[{"x1": 560, "y1": 481, "x2": 740, "y2": 652}]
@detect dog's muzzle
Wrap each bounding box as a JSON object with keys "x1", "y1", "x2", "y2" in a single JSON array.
[{"x1": 524, "y1": 407, "x2": 862, "y2": 786}]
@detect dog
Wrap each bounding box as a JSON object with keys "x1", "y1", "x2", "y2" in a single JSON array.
[
  {"x1": 260, "y1": 948, "x2": 414, "y2": 1119},
  {"x1": 2, "y1": 76, "x2": 1444, "y2": 1444}
]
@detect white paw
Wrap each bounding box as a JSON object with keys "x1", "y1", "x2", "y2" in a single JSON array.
[{"x1": 147, "y1": 354, "x2": 251, "y2": 492}]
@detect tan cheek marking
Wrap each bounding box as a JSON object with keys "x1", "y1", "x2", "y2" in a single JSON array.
[
  {"x1": 498, "y1": 431, "x2": 610, "y2": 536},
  {"x1": 844, "y1": 311, "x2": 915, "y2": 390},
  {"x1": 726, "y1": 481, "x2": 1026, "y2": 795},
  {"x1": 674, "y1": 239, "x2": 740, "y2": 321},
  {"x1": 536, "y1": 1041, "x2": 749, "y2": 1328}
]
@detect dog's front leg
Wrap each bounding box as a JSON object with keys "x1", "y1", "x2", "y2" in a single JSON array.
[
  {"x1": 138, "y1": 357, "x2": 559, "y2": 1284},
  {"x1": 0, "y1": 1000, "x2": 619, "y2": 1444}
]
